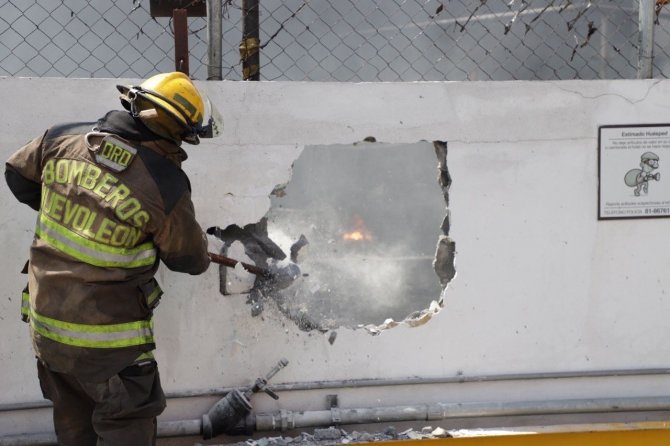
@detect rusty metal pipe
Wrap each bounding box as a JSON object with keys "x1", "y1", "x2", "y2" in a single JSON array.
[
  {"x1": 173, "y1": 8, "x2": 189, "y2": 75},
  {"x1": 208, "y1": 252, "x2": 272, "y2": 277}
]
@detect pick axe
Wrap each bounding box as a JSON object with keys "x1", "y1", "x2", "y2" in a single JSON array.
[{"x1": 207, "y1": 252, "x2": 300, "y2": 289}]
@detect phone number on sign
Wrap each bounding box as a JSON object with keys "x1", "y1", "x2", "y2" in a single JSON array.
[
  {"x1": 645, "y1": 208, "x2": 670, "y2": 215},
  {"x1": 603, "y1": 209, "x2": 642, "y2": 215}
]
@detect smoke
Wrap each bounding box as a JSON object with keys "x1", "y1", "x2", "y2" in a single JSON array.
[
  {"x1": 268, "y1": 206, "x2": 438, "y2": 328},
  {"x1": 266, "y1": 141, "x2": 447, "y2": 329}
]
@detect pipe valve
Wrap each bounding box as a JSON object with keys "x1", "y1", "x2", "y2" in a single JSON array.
[{"x1": 202, "y1": 358, "x2": 289, "y2": 439}]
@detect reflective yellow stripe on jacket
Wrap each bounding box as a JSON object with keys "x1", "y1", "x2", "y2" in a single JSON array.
[
  {"x1": 21, "y1": 287, "x2": 30, "y2": 322},
  {"x1": 36, "y1": 213, "x2": 156, "y2": 269},
  {"x1": 145, "y1": 281, "x2": 163, "y2": 309},
  {"x1": 134, "y1": 351, "x2": 155, "y2": 365},
  {"x1": 29, "y1": 308, "x2": 154, "y2": 349}
]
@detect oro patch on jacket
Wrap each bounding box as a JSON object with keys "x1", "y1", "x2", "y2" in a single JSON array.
[{"x1": 94, "y1": 136, "x2": 137, "y2": 172}]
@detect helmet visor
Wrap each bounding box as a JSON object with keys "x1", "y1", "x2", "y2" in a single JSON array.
[{"x1": 198, "y1": 97, "x2": 223, "y2": 138}]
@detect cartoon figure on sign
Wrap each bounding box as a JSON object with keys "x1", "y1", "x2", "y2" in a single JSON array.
[{"x1": 624, "y1": 151, "x2": 660, "y2": 196}]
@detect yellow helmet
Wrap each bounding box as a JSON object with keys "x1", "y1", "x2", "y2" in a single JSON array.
[{"x1": 117, "y1": 72, "x2": 222, "y2": 144}]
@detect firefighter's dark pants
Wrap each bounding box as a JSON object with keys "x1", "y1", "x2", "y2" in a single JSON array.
[{"x1": 37, "y1": 359, "x2": 166, "y2": 446}]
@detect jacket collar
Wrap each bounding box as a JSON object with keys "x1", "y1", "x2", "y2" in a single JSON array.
[
  {"x1": 95, "y1": 110, "x2": 161, "y2": 142},
  {"x1": 95, "y1": 110, "x2": 188, "y2": 163}
]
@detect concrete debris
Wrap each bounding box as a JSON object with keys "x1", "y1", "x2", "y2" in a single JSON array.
[
  {"x1": 431, "y1": 427, "x2": 450, "y2": 438},
  {"x1": 215, "y1": 425, "x2": 452, "y2": 446},
  {"x1": 314, "y1": 427, "x2": 344, "y2": 440}
]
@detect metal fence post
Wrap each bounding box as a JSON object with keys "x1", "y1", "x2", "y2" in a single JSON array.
[
  {"x1": 638, "y1": 0, "x2": 655, "y2": 79},
  {"x1": 173, "y1": 9, "x2": 190, "y2": 75},
  {"x1": 207, "y1": 0, "x2": 223, "y2": 80},
  {"x1": 241, "y1": 0, "x2": 260, "y2": 80}
]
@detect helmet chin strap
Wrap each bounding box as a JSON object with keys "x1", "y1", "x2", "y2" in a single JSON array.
[
  {"x1": 126, "y1": 88, "x2": 143, "y2": 118},
  {"x1": 137, "y1": 109, "x2": 183, "y2": 145},
  {"x1": 137, "y1": 109, "x2": 158, "y2": 119}
]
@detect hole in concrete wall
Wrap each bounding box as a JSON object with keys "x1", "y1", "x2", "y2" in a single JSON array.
[{"x1": 209, "y1": 140, "x2": 455, "y2": 333}]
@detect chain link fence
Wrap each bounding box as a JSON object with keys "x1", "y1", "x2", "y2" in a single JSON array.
[{"x1": 1, "y1": 0, "x2": 669, "y2": 81}]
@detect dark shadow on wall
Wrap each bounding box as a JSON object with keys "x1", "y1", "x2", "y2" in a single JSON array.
[{"x1": 209, "y1": 140, "x2": 455, "y2": 333}]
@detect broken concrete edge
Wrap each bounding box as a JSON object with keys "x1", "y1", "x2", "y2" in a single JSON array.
[
  {"x1": 210, "y1": 139, "x2": 456, "y2": 336},
  {"x1": 432, "y1": 140, "x2": 455, "y2": 288},
  {"x1": 357, "y1": 298, "x2": 444, "y2": 335},
  {"x1": 356, "y1": 140, "x2": 455, "y2": 335},
  {"x1": 434, "y1": 236, "x2": 456, "y2": 289},
  {"x1": 271, "y1": 144, "x2": 303, "y2": 198}
]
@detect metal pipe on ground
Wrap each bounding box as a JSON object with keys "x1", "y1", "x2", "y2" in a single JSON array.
[
  {"x1": 4, "y1": 367, "x2": 670, "y2": 413},
  {"x1": 0, "y1": 421, "x2": 204, "y2": 446},
  {"x1": 4, "y1": 396, "x2": 670, "y2": 445},
  {"x1": 254, "y1": 396, "x2": 670, "y2": 431},
  {"x1": 0, "y1": 433, "x2": 57, "y2": 446}
]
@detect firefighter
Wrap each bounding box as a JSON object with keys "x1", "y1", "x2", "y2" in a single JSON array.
[{"x1": 4, "y1": 72, "x2": 223, "y2": 445}]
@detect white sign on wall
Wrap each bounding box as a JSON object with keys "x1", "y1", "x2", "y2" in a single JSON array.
[{"x1": 598, "y1": 124, "x2": 670, "y2": 219}]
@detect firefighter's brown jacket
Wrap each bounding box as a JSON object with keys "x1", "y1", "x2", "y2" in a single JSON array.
[{"x1": 5, "y1": 110, "x2": 210, "y2": 382}]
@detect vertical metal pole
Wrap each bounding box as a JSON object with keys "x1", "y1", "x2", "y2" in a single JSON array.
[
  {"x1": 598, "y1": 14, "x2": 608, "y2": 79},
  {"x1": 638, "y1": 0, "x2": 655, "y2": 79},
  {"x1": 174, "y1": 8, "x2": 190, "y2": 75},
  {"x1": 207, "y1": 0, "x2": 223, "y2": 80},
  {"x1": 241, "y1": 0, "x2": 260, "y2": 80}
]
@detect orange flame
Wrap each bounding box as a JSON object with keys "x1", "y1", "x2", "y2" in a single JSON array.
[{"x1": 342, "y1": 215, "x2": 373, "y2": 241}]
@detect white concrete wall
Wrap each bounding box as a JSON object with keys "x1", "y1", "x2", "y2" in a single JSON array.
[{"x1": 2, "y1": 77, "x2": 670, "y2": 436}]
